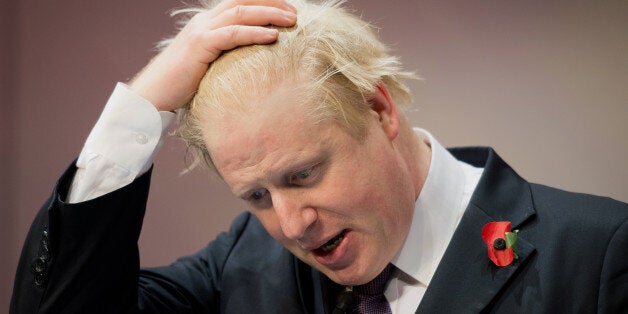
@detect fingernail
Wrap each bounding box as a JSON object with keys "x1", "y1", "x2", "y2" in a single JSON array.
[
  {"x1": 265, "y1": 28, "x2": 279, "y2": 37},
  {"x1": 284, "y1": 11, "x2": 297, "y2": 20}
]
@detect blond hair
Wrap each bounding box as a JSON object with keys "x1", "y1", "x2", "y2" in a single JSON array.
[{"x1": 175, "y1": 0, "x2": 416, "y2": 172}]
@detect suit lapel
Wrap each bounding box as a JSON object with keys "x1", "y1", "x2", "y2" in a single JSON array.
[{"x1": 417, "y1": 148, "x2": 537, "y2": 313}]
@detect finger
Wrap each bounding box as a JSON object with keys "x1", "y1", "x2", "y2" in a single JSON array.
[
  {"x1": 212, "y1": 0, "x2": 296, "y2": 16},
  {"x1": 206, "y1": 5, "x2": 297, "y2": 30},
  {"x1": 198, "y1": 26, "x2": 279, "y2": 61}
]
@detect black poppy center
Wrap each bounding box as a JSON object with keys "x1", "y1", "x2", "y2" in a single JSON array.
[{"x1": 493, "y1": 238, "x2": 507, "y2": 250}]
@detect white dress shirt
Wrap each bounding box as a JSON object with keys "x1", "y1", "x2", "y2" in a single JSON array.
[
  {"x1": 69, "y1": 84, "x2": 483, "y2": 312},
  {"x1": 385, "y1": 129, "x2": 483, "y2": 313}
]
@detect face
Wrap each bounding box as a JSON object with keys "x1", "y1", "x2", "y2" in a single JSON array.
[{"x1": 202, "y1": 83, "x2": 419, "y2": 285}]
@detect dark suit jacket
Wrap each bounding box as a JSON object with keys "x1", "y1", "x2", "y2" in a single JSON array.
[{"x1": 11, "y1": 147, "x2": 628, "y2": 313}]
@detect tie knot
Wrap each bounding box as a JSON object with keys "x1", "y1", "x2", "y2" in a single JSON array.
[
  {"x1": 331, "y1": 264, "x2": 395, "y2": 314},
  {"x1": 353, "y1": 264, "x2": 394, "y2": 296}
]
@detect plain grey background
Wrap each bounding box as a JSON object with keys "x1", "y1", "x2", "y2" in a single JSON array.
[{"x1": 2, "y1": 0, "x2": 627, "y2": 310}]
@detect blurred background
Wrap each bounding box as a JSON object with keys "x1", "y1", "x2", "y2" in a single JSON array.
[{"x1": 1, "y1": 0, "x2": 627, "y2": 310}]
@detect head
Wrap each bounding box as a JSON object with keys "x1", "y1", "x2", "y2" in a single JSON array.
[{"x1": 177, "y1": 0, "x2": 428, "y2": 285}]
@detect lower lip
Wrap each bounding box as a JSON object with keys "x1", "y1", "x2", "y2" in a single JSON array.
[{"x1": 312, "y1": 230, "x2": 352, "y2": 268}]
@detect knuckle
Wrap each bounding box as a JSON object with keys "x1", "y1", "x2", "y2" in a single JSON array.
[
  {"x1": 187, "y1": 27, "x2": 206, "y2": 44},
  {"x1": 187, "y1": 12, "x2": 206, "y2": 28},
  {"x1": 226, "y1": 25, "x2": 242, "y2": 41},
  {"x1": 231, "y1": 5, "x2": 247, "y2": 20},
  {"x1": 183, "y1": 17, "x2": 208, "y2": 43}
]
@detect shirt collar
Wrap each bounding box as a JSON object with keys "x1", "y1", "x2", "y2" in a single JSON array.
[{"x1": 390, "y1": 128, "x2": 470, "y2": 286}]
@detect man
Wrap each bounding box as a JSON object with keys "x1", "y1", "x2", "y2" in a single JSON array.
[{"x1": 11, "y1": 0, "x2": 628, "y2": 313}]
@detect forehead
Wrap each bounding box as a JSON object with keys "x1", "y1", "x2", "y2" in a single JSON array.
[
  {"x1": 200, "y1": 82, "x2": 337, "y2": 188},
  {"x1": 203, "y1": 81, "x2": 312, "y2": 150}
]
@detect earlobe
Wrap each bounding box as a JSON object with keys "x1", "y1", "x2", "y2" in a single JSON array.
[{"x1": 370, "y1": 82, "x2": 400, "y2": 140}]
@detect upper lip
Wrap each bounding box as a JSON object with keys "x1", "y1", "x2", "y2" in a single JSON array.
[{"x1": 299, "y1": 229, "x2": 346, "y2": 251}]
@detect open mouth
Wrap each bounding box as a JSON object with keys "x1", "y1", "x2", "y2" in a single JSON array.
[{"x1": 315, "y1": 229, "x2": 348, "y2": 255}]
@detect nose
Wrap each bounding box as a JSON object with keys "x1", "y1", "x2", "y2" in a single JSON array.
[{"x1": 272, "y1": 191, "x2": 317, "y2": 240}]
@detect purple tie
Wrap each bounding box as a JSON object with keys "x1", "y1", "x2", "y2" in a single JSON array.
[{"x1": 352, "y1": 264, "x2": 394, "y2": 314}]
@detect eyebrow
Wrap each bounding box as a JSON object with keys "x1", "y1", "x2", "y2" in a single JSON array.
[{"x1": 232, "y1": 151, "x2": 330, "y2": 199}]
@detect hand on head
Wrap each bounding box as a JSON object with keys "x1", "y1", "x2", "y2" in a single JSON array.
[{"x1": 129, "y1": 0, "x2": 297, "y2": 112}]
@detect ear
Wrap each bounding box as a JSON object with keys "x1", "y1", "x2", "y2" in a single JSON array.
[{"x1": 370, "y1": 81, "x2": 400, "y2": 140}]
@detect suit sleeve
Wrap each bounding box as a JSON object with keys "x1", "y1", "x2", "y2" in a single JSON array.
[
  {"x1": 598, "y1": 217, "x2": 628, "y2": 313},
  {"x1": 135, "y1": 213, "x2": 253, "y2": 313},
  {"x1": 10, "y1": 161, "x2": 251, "y2": 314}
]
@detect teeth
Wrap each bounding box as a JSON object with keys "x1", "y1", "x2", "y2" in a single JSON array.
[{"x1": 318, "y1": 231, "x2": 345, "y2": 253}]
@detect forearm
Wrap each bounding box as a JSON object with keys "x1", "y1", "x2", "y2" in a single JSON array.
[
  {"x1": 11, "y1": 162, "x2": 153, "y2": 314},
  {"x1": 11, "y1": 82, "x2": 169, "y2": 313}
]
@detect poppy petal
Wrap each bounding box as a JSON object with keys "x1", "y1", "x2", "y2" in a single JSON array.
[{"x1": 482, "y1": 222, "x2": 514, "y2": 266}]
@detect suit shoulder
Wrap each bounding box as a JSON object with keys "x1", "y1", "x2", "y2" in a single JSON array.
[
  {"x1": 224, "y1": 212, "x2": 289, "y2": 263},
  {"x1": 217, "y1": 213, "x2": 304, "y2": 312},
  {"x1": 529, "y1": 183, "x2": 628, "y2": 228},
  {"x1": 224, "y1": 211, "x2": 279, "y2": 246},
  {"x1": 208, "y1": 211, "x2": 280, "y2": 260}
]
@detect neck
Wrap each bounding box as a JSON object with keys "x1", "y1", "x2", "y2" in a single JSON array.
[{"x1": 396, "y1": 121, "x2": 432, "y2": 201}]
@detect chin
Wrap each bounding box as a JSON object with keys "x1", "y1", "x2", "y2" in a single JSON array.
[{"x1": 321, "y1": 265, "x2": 377, "y2": 286}]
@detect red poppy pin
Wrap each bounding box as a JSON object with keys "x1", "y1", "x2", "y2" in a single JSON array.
[{"x1": 481, "y1": 221, "x2": 519, "y2": 266}]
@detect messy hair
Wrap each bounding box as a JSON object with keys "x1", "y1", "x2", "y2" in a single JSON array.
[{"x1": 174, "y1": 0, "x2": 416, "y2": 172}]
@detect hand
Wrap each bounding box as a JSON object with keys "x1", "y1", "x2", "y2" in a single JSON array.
[{"x1": 129, "y1": 0, "x2": 297, "y2": 112}]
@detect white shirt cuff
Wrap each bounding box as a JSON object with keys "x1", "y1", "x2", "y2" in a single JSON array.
[{"x1": 68, "y1": 83, "x2": 175, "y2": 203}]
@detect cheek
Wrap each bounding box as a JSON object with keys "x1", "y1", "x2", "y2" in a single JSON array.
[
  {"x1": 341, "y1": 166, "x2": 411, "y2": 234},
  {"x1": 314, "y1": 161, "x2": 385, "y2": 218}
]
